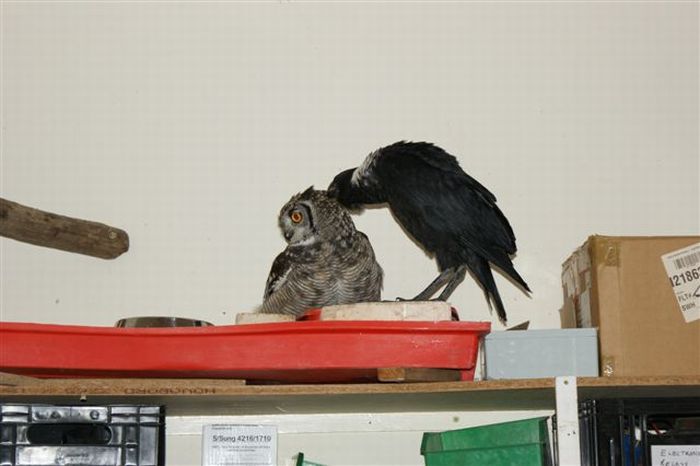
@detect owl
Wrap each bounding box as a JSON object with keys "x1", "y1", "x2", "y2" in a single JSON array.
[{"x1": 258, "y1": 187, "x2": 383, "y2": 317}]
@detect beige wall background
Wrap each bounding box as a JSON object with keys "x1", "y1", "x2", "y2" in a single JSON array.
[{"x1": 2, "y1": 2, "x2": 698, "y2": 332}]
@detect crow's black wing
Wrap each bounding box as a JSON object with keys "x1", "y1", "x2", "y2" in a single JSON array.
[
  {"x1": 373, "y1": 143, "x2": 527, "y2": 292},
  {"x1": 378, "y1": 142, "x2": 498, "y2": 204},
  {"x1": 374, "y1": 143, "x2": 516, "y2": 251}
]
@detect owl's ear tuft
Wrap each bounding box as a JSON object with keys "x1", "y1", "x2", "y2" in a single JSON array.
[{"x1": 299, "y1": 186, "x2": 315, "y2": 199}]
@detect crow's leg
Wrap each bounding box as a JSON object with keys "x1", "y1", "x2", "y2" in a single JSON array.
[
  {"x1": 436, "y1": 265, "x2": 468, "y2": 301},
  {"x1": 408, "y1": 267, "x2": 456, "y2": 301}
]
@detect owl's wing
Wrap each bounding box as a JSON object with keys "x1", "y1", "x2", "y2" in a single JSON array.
[{"x1": 263, "y1": 250, "x2": 293, "y2": 300}]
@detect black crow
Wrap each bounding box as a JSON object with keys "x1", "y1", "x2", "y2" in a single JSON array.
[{"x1": 327, "y1": 141, "x2": 530, "y2": 324}]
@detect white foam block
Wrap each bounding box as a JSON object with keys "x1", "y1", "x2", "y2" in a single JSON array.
[
  {"x1": 318, "y1": 301, "x2": 454, "y2": 321},
  {"x1": 235, "y1": 313, "x2": 295, "y2": 324}
]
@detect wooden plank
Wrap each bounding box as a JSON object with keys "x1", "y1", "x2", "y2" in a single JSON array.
[
  {"x1": 1, "y1": 376, "x2": 697, "y2": 416},
  {"x1": 578, "y1": 375, "x2": 700, "y2": 387},
  {"x1": 0, "y1": 377, "x2": 555, "y2": 397},
  {"x1": 1, "y1": 375, "x2": 697, "y2": 398},
  {"x1": 377, "y1": 368, "x2": 462, "y2": 383},
  {"x1": 2, "y1": 378, "x2": 246, "y2": 396},
  {"x1": 0, "y1": 197, "x2": 129, "y2": 259},
  {"x1": 0, "y1": 372, "x2": 42, "y2": 387},
  {"x1": 0, "y1": 378, "x2": 559, "y2": 415}
]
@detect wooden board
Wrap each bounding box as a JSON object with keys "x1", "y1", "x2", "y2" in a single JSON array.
[
  {"x1": 377, "y1": 368, "x2": 463, "y2": 383},
  {"x1": 1, "y1": 376, "x2": 697, "y2": 416},
  {"x1": 1, "y1": 375, "x2": 696, "y2": 397}
]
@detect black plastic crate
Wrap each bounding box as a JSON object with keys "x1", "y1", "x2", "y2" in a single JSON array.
[
  {"x1": 577, "y1": 398, "x2": 700, "y2": 466},
  {"x1": 0, "y1": 404, "x2": 165, "y2": 466}
]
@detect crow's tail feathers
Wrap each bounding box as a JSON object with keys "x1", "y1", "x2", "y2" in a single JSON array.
[
  {"x1": 458, "y1": 238, "x2": 531, "y2": 295},
  {"x1": 469, "y1": 256, "x2": 508, "y2": 325},
  {"x1": 492, "y1": 256, "x2": 531, "y2": 294}
]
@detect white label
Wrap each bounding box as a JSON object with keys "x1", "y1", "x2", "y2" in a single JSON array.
[
  {"x1": 651, "y1": 445, "x2": 700, "y2": 466},
  {"x1": 202, "y1": 424, "x2": 277, "y2": 466},
  {"x1": 661, "y1": 242, "x2": 700, "y2": 323}
]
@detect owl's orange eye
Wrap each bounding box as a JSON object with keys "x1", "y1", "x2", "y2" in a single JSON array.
[{"x1": 291, "y1": 211, "x2": 303, "y2": 223}]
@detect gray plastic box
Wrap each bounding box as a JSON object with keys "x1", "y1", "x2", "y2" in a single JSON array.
[
  {"x1": 484, "y1": 328, "x2": 598, "y2": 379},
  {"x1": 0, "y1": 404, "x2": 165, "y2": 466}
]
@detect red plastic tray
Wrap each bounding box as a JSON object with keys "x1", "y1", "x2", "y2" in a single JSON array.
[{"x1": 0, "y1": 319, "x2": 490, "y2": 383}]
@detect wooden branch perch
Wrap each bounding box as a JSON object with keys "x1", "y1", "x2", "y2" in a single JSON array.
[{"x1": 0, "y1": 197, "x2": 129, "y2": 259}]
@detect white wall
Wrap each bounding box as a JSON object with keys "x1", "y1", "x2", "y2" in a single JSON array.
[
  {"x1": 2, "y1": 3, "x2": 697, "y2": 465},
  {"x1": 0, "y1": 2, "x2": 697, "y2": 315},
  {"x1": 165, "y1": 410, "x2": 554, "y2": 466},
  {"x1": 2, "y1": 2, "x2": 697, "y2": 329}
]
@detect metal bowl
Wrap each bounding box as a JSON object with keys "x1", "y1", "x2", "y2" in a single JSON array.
[{"x1": 114, "y1": 316, "x2": 213, "y2": 328}]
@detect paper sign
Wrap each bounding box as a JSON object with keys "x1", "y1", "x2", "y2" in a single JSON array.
[
  {"x1": 202, "y1": 424, "x2": 277, "y2": 466},
  {"x1": 650, "y1": 445, "x2": 700, "y2": 466},
  {"x1": 661, "y1": 242, "x2": 700, "y2": 323}
]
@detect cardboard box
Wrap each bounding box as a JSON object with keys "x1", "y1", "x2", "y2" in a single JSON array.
[{"x1": 561, "y1": 235, "x2": 700, "y2": 377}]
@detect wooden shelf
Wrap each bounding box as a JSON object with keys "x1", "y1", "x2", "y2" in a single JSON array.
[{"x1": 2, "y1": 375, "x2": 698, "y2": 416}]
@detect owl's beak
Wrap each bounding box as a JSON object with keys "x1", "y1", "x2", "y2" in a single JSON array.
[{"x1": 284, "y1": 231, "x2": 293, "y2": 241}]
